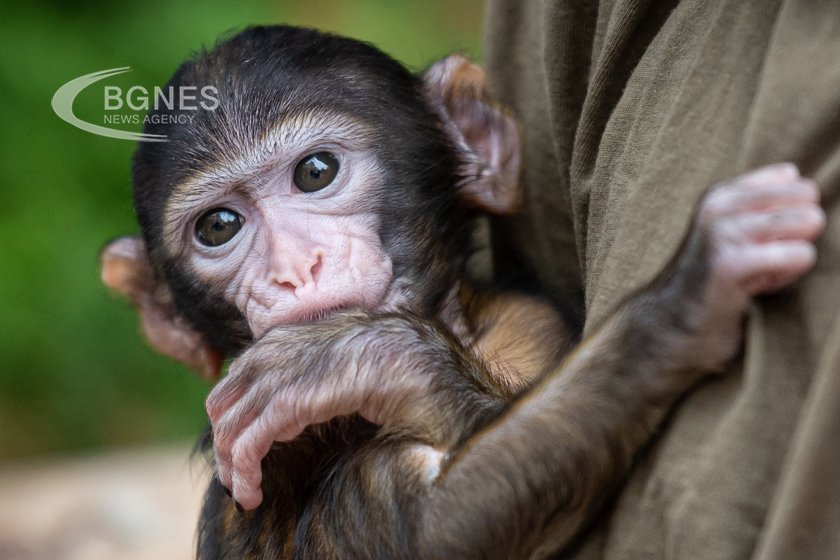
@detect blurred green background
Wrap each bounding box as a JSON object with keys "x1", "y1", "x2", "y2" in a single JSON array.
[{"x1": 0, "y1": 0, "x2": 484, "y2": 460}]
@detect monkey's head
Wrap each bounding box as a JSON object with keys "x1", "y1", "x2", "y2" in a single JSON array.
[{"x1": 101, "y1": 26, "x2": 520, "y2": 379}]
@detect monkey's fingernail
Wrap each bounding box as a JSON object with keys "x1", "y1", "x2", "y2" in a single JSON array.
[{"x1": 234, "y1": 500, "x2": 244, "y2": 513}]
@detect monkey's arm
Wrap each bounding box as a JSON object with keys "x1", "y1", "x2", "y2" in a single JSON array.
[
  {"x1": 302, "y1": 284, "x2": 717, "y2": 559},
  {"x1": 300, "y1": 167, "x2": 825, "y2": 557},
  {"x1": 222, "y1": 233, "x2": 751, "y2": 559},
  {"x1": 208, "y1": 164, "x2": 824, "y2": 557},
  {"x1": 209, "y1": 294, "x2": 698, "y2": 558}
]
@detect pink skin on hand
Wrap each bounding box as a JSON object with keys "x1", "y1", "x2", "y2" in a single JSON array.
[
  {"x1": 206, "y1": 323, "x2": 413, "y2": 511},
  {"x1": 700, "y1": 163, "x2": 824, "y2": 296}
]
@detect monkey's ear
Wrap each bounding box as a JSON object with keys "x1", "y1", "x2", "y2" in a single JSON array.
[
  {"x1": 423, "y1": 54, "x2": 522, "y2": 214},
  {"x1": 100, "y1": 236, "x2": 224, "y2": 381}
]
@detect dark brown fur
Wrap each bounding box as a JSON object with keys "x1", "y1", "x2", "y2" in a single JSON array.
[{"x1": 99, "y1": 26, "x2": 770, "y2": 560}]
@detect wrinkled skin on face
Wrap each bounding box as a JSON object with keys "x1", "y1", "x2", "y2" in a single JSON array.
[
  {"x1": 162, "y1": 125, "x2": 396, "y2": 340},
  {"x1": 102, "y1": 38, "x2": 521, "y2": 379}
]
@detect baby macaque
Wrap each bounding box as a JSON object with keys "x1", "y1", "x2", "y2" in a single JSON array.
[{"x1": 101, "y1": 26, "x2": 824, "y2": 559}]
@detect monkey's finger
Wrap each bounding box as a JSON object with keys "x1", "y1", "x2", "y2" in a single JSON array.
[
  {"x1": 214, "y1": 444, "x2": 234, "y2": 491},
  {"x1": 731, "y1": 162, "x2": 799, "y2": 186},
  {"x1": 705, "y1": 180, "x2": 819, "y2": 218},
  {"x1": 212, "y1": 388, "x2": 275, "y2": 490},
  {"x1": 214, "y1": 436, "x2": 247, "y2": 492},
  {"x1": 743, "y1": 267, "x2": 812, "y2": 295},
  {"x1": 206, "y1": 372, "x2": 257, "y2": 423},
  {"x1": 212, "y1": 382, "x2": 273, "y2": 443},
  {"x1": 214, "y1": 411, "x2": 260, "y2": 492},
  {"x1": 734, "y1": 241, "x2": 817, "y2": 295},
  {"x1": 231, "y1": 469, "x2": 264, "y2": 512},
  {"x1": 725, "y1": 205, "x2": 826, "y2": 243},
  {"x1": 229, "y1": 406, "x2": 295, "y2": 510}
]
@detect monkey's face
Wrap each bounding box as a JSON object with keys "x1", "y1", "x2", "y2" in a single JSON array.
[
  {"x1": 162, "y1": 116, "x2": 396, "y2": 338},
  {"x1": 121, "y1": 26, "x2": 521, "y2": 362}
]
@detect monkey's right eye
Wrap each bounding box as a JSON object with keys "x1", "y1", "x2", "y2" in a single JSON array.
[
  {"x1": 293, "y1": 152, "x2": 340, "y2": 193},
  {"x1": 195, "y1": 208, "x2": 244, "y2": 247}
]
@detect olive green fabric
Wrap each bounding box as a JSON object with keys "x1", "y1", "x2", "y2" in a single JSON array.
[{"x1": 483, "y1": 2, "x2": 840, "y2": 559}]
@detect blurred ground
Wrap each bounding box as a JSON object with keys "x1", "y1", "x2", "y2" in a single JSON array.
[{"x1": 0, "y1": 445, "x2": 208, "y2": 560}]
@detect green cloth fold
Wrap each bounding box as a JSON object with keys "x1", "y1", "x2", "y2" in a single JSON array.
[{"x1": 484, "y1": 1, "x2": 840, "y2": 558}]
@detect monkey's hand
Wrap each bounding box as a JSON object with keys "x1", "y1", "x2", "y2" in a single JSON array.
[
  {"x1": 700, "y1": 163, "x2": 823, "y2": 297},
  {"x1": 206, "y1": 312, "x2": 492, "y2": 510},
  {"x1": 659, "y1": 162, "x2": 824, "y2": 374}
]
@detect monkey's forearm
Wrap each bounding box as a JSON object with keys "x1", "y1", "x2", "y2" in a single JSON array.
[
  {"x1": 212, "y1": 265, "x2": 717, "y2": 556},
  {"x1": 307, "y1": 285, "x2": 718, "y2": 560},
  {"x1": 212, "y1": 160, "x2": 827, "y2": 554},
  {"x1": 417, "y1": 293, "x2": 707, "y2": 557}
]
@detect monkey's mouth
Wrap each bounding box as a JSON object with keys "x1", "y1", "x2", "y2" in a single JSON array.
[
  {"x1": 247, "y1": 302, "x2": 349, "y2": 338},
  {"x1": 285, "y1": 302, "x2": 355, "y2": 326},
  {"x1": 244, "y1": 292, "x2": 388, "y2": 339},
  {"x1": 240, "y1": 263, "x2": 397, "y2": 339}
]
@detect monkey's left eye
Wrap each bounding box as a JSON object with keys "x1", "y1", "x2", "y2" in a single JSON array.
[
  {"x1": 195, "y1": 208, "x2": 244, "y2": 247},
  {"x1": 293, "y1": 152, "x2": 339, "y2": 192}
]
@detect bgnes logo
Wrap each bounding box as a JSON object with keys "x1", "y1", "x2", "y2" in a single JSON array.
[{"x1": 51, "y1": 67, "x2": 219, "y2": 142}]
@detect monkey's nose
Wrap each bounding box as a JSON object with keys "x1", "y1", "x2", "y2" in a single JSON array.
[
  {"x1": 309, "y1": 253, "x2": 323, "y2": 284},
  {"x1": 271, "y1": 253, "x2": 323, "y2": 293}
]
